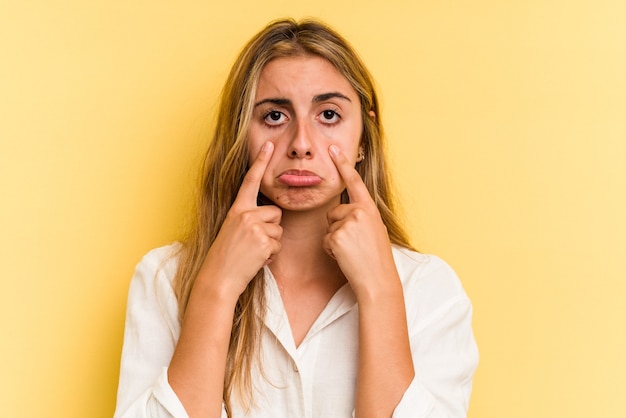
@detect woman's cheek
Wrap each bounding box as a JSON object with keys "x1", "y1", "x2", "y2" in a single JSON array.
[
  {"x1": 247, "y1": 143, "x2": 261, "y2": 166},
  {"x1": 259, "y1": 170, "x2": 277, "y2": 198}
]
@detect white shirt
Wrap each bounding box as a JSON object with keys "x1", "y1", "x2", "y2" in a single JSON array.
[{"x1": 114, "y1": 244, "x2": 478, "y2": 417}]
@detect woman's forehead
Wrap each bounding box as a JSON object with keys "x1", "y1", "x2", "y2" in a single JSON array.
[{"x1": 255, "y1": 55, "x2": 358, "y2": 102}]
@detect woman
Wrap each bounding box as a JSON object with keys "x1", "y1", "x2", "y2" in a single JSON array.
[{"x1": 114, "y1": 18, "x2": 478, "y2": 418}]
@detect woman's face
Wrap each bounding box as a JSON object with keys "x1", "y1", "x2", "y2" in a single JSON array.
[{"x1": 248, "y1": 55, "x2": 364, "y2": 212}]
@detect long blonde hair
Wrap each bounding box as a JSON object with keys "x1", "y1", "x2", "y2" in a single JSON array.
[{"x1": 173, "y1": 18, "x2": 414, "y2": 415}]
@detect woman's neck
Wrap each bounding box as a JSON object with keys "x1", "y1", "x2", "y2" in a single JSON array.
[
  {"x1": 269, "y1": 205, "x2": 349, "y2": 348},
  {"x1": 270, "y1": 206, "x2": 344, "y2": 287}
]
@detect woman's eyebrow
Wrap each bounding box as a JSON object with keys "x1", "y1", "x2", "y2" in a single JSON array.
[
  {"x1": 254, "y1": 98, "x2": 291, "y2": 107},
  {"x1": 254, "y1": 92, "x2": 352, "y2": 108},
  {"x1": 313, "y1": 92, "x2": 351, "y2": 103}
]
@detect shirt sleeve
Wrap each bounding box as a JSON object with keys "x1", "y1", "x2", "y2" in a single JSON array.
[
  {"x1": 392, "y1": 255, "x2": 479, "y2": 418},
  {"x1": 113, "y1": 246, "x2": 230, "y2": 418},
  {"x1": 113, "y1": 247, "x2": 190, "y2": 418}
]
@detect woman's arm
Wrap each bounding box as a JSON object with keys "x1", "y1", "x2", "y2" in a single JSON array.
[
  {"x1": 167, "y1": 141, "x2": 282, "y2": 418},
  {"x1": 354, "y1": 273, "x2": 415, "y2": 417},
  {"x1": 325, "y1": 145, "x2": 414, "y2": 417},
  {"x1": 166, "y1": 279, "x2": 239, "y2": 418},
  {"x1": 325, "y1": 146, "x2": 478, "y2": 417}
]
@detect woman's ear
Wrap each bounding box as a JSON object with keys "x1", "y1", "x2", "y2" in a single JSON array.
[
  {"x1": 368, "y1": 110, "x2": 376, "y2": 120},
  {"x1": 356, "y1": 145, "x2": 365, "y2": 163}
]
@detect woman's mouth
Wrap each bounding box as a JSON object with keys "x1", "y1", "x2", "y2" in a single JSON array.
[{"x1": 277, "y1": 169, "x2": 322, "y2": 187}]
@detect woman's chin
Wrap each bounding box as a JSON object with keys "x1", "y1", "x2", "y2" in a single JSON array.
[{"x1": 269, "y1": 188, "x2": 341, "y2": 212}]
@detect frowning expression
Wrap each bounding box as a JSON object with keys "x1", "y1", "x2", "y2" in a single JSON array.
[{"x1": 248, "y1": 55, "x2": 364, "y2": 212}]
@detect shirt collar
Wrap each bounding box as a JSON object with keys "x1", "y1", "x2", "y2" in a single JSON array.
[{"x1": 260, "y1": 266, "x2": 357, "y2": 356}]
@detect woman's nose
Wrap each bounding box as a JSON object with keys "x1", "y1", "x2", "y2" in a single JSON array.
[{"x1": 287, "y1": 120, "x2": 313, "y2": 159}]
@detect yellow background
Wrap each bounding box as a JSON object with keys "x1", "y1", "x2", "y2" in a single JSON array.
[{"x1": 1, "y1": 1, "x2": 624, "y2": 417}]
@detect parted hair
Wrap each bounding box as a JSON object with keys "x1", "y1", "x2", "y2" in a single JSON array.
[{"x1": 172, "y1": 18, "x2": 413, "y2": 416}]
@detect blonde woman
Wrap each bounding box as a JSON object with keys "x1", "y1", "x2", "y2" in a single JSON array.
[{"x1": 114, "y1": 18, "x2": 478, "y2": 418}]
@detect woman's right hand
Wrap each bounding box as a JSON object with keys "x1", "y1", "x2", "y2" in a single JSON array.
[
  {"x1": 169, "y1": 142, "x2": 280, "y2": 417},
  {"x1": 198, "y1": 141, "x2": 282, "y2": 299}
]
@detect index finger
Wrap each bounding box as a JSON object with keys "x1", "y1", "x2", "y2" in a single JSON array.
[
  {"x1": 235, "y1": 141, "x2": 274, "y2": 207},
  {"x1": 328, "y1": 144, "x2": 371, "y2": 203}
]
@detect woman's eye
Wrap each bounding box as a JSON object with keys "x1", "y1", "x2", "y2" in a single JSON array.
[
  {"x1": 320, "y1": 110, "x2": 340, "y2": 124},
  {"x1": 264, "y1": 111, "x2": 286, "y2": 125}
]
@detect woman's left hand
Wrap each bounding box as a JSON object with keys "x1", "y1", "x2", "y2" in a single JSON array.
[{"x1": 323, "y1": 145, "x2": 401, "y2": 301}]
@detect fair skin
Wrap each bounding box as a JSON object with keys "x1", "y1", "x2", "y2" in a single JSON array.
[{"x1": 168, "y1": 55, "x2": 414, "y2": 417}]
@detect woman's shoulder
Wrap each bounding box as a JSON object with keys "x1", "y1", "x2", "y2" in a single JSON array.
[
  {"x1": 127, "y1": 243, "x2": 183, "y2": 309},
  {"x1": 122, "y1": 243, "x2": 182, "y2": 355},
  {"x1": 391, "y1": 246, "x2": 458, "y2": 279},
  {"x1": 391, "y1": 247, "x2": 473, "y2": 333},
  {"x1": 127, "y1": 243, "x2": 182, "y2": 331},
  {"x1": 134, "y1": 242, "x2": 182, "y2": 283},
  {"x1": 391, "y1": 246, "x2": 469, "y2": 305},
  {"x1": 139, "y1": 242, "x2": 182, "y2": 264}
]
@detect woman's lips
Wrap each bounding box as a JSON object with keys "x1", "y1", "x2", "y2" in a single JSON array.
[{"x1": 277, "y1": 169, "x2": 322, "y2": 187}]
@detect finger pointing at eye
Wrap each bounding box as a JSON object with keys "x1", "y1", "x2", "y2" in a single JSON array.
[
  {"x1": 329, "y1": 144, "x2": 371, "y2": 204},
  {"x1": 235, "y1": 141, "x2": 274, "y2": 208}
]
